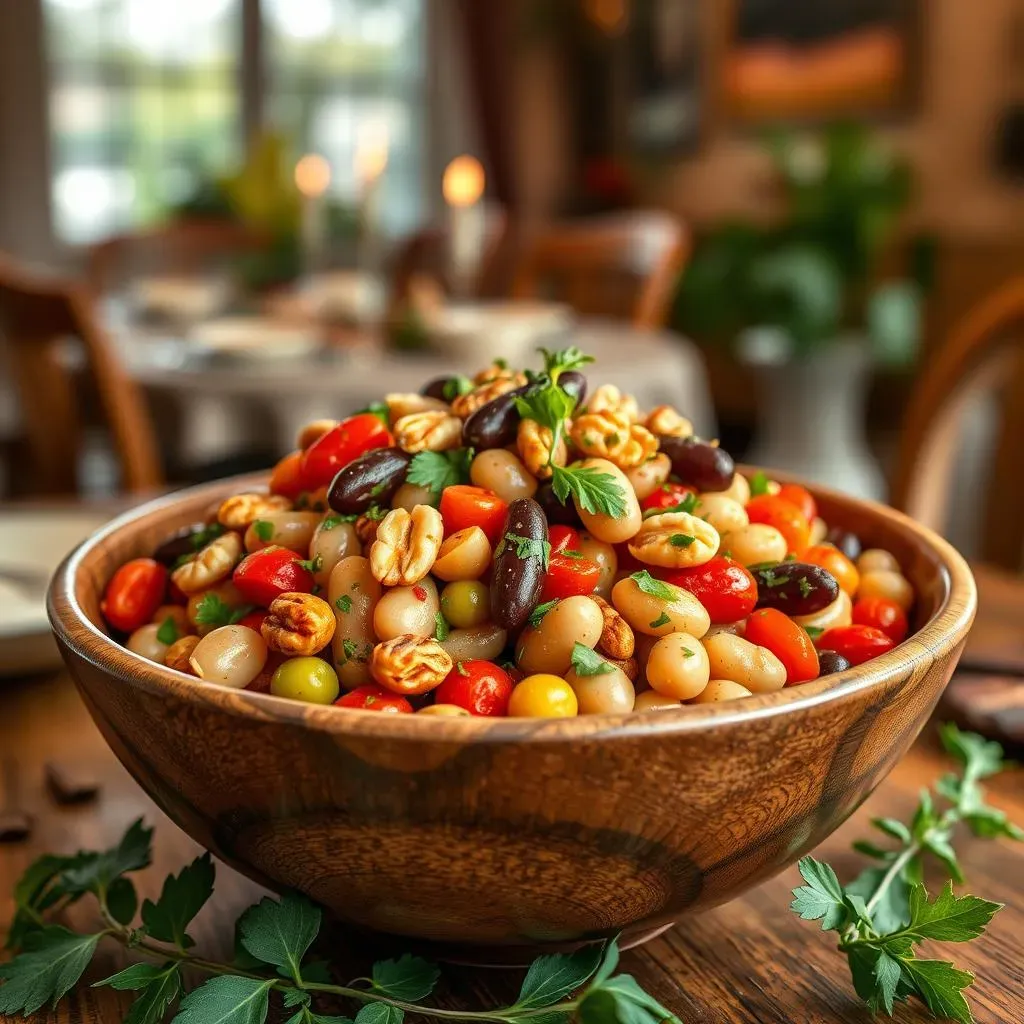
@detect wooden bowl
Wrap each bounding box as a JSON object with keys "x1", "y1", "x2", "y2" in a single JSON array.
[{"x1": 48, "y1": 473, "x2": 976, "y2": 963}]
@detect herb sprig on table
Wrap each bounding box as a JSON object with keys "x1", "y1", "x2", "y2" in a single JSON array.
[
  {"x1": 0, "y1": 828, "x2": 675, "y2": 1024},
  {"x1": 791, "y1": 723, "x2": 1022, "y2": 1023}
]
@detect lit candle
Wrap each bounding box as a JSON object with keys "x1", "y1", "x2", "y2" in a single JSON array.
[
  {"x1": 442, "y1": 155, "x2": 486, "y2": 299},
  {"x1": 294, "y1": 153, "x2": 331, "y2": 276},
  {"x1": 355, "y1": 122, "x2": 389, "y2": 274}
]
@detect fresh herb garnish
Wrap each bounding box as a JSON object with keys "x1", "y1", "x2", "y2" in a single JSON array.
[
  {"x1": 495, "y1": 533, "x2": 551, "y2": 569},
  {"x1": 669, "y1": 534, "x2": 695, "y2": 548},
  {"x1": 528, "y1": 599, "x2": 559, "y2": 627},
  {"x1": 406, "y1": 448, "x2": 474, "y2": 496},
  {"x1": 320, "y1": 513, "x2": 355, "y2": 530},
  {"x1": 338, "y1": 638, "x2": 358, "y2": 666},
  {"x1": 190, "y1": 522, "x2": 225, "y2": 551},
  {"x1": 370, "y1": 481, "x2": 388, "y2": 498},
  {"x1": 442, "y1": 375, "x2": 474, "y2": 401},
  {"x1": 791, "y1": 723, "x2": 1022, "y2": 1024},
  {"x1": 804, "y1": 625, "x2": 824, "y2": 640},
  {"x1": 539, "y1": 345, "x2": 595, "y2": 378},
  {"x1": 356, "y1": 401, "x2": 390, "y2": 426},
  {"x1": 253, "y1": 520, "x2": 274, "y2": 543},
  {"x1": 456, "y1": 661, "x2": 470, "y2": 676},
  {"x1": 156, "y1": 617, "x2": 180, "y2": 646},
  {"x1": 757, "y1": 567, "x2": 790, "y2": 589},
  {"x1": 551, "y1": 463, "x2": 628, "y2": 518},
  {"x1": 570, "y1": 642, "x2": 615, "y2": 677},
  {"x1": 295, "y1": 555, "x2": 323, "y2": 574},
  {"x1": 193, "y1": 594, "x2": 254, "y2": 629},
  {"x1": 629, "y1": 570, "x2": 678, "y2": 603},
  {"x1": 335, "y1": 595, "x2": 352, "y2": 614},
  {"x1": 750, "y1": 470, "x2": 772, "y2": 496},
  {"x1": 681, "y1": 647, "x2": 695, "y2": 657},
  {"x1": 649, "y1": 611, "x2": 672, "y2": 629},
  {"x1": 363, "y1": 505, "x2": 387, "y2": 521},
  {"x1": 798, "y1": 576, "x2": 813, "y2": 598},
  {"x1": 433, "y1": 612, "x2": 449, "y2": 642}
]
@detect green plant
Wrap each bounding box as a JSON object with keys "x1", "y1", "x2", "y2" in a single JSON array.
[{"x1": 676, "y1": 123, "x2": 934, "y2": 362}]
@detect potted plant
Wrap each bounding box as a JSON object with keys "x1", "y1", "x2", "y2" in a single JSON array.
[{"x1": 676, "y1": 123, "x2": 931, "y2": 498}]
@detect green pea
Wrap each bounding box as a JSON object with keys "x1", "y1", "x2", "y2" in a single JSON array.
[
  {"x1": 271, "y1": 656, "x2": 340, "y2": 705},
  {"x1": 440, "y1": 580, "x2": 490, "y2": 629}
]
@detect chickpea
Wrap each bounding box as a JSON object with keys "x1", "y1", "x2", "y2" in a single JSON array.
[
  {"x1": 633, "y1": 690, "x2": 681, "y2": 712},
  {"x1": 188, "y1": 625, "x2": 267, "y2": 689},
  {"x1": 577, "y1": 532, "x2": 617, "y2": 599},
  {"x1": 720, "y1": 473, "x2": 751, "y2": 506},
  {"x1": 431, "y1": 526, "x2": 492, "y2": 582},
  {"x1": 441, "y1": 624, "x2": 508, "y2": 663},
  {"x1": 308, "y1": 517, "x2": 360, "y2": 587},
  {"x1": 611, "y1": 575, "x2": 710, "y2": 639},
  {"x1": 857, "y1": 548, "x2": 900, "y2": 575},
  {"x1": 328, "y1": 556, "x2": 382, "y2": 689},
  {"x1": 374, "y1": 578, "x2": 440, "y2": 641},
  {"x1": 470, "y1": 449, "x2": 538, "y2": 502},
  {"x1": 702, "y1": 633, "x2": 786, "y2": 693},
  {"x1": 391, "y1": 481, "x2": 439, "y2": 511},
  {"x1": 418, "y1": 703, "x2": 471, "y2": 717},
  {"x1": 689, "y1": 679, "x2": 753, "y2": 703},
  {"x1": 126, "y1": 623, "x2": 170, "y2": 663},
  {"x1": 164, "y1": 634, "x2": 200, "y2": 674},
  {"x1": 646, "y1": 632, "x2": 711, "y2": 700},
  {"x1": 186, "y1": 581, "x2": 247, "y2": 637},
  {"x1": 719, "y1": 524, "x2": 787, "y2": 567},
  {"x1": 565, "y1": 665, "x2": 635, "y2": 714},
  {"x1": 572, "y1": 458, "x2": 643, "y2": 544},
  {"x1": 792, "y1": 589, "x2": 852, "y2": 635},
  {"x1": 858, "y1": 570, "x2": 914, "y2": 612},
  {"x1": 624, "y1": 453, "x2": 671, "y2": 501},
  {"x1": 694, "y1": 494, "x2": 749, "y2": 536},
  {"x1": 150, "y1": 604, "x2": 190, "y2": 635},
  {"x1": 516, "y1": 596, "x2": 604, "y2": 676},
  {"x1": 244, "y1": 511, "x2": 322, "y2": 554}
]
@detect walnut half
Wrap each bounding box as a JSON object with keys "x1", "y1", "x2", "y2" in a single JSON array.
[
  {"x1": 261, "y1": 592, "x2": 336, "y2": 655},
  {"x1": 592, "y1": 595, "x2": 636, "y2": 659},
  {"x1": 370, "y1": 505, "x2": 443, "y2": 586},
  {"x1": 370, "y1": 634, "x2": 453, "y2": 695}
]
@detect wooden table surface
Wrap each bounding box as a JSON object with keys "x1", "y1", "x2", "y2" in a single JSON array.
[{"x1": 2, "y1": 574, "x2": 1023, "y2": 1022}]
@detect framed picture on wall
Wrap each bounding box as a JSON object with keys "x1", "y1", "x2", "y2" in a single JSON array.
[
  {"x1": 722, "y1": 0, "x2": 919, "y2": 122},
  {"x1": 627, "y1": 0, "x2": 703, "y2": 154}
]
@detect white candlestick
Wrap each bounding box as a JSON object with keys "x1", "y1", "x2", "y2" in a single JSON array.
[
  {"x1": 443, "y1": 155, "x2": 486, "y2": 300},
  {"x1": 355, "y1": 124, "x2": 389, "y2": 275},
  {"x1": 295, "y1": 153, "x2": 331, "y2": 277}
]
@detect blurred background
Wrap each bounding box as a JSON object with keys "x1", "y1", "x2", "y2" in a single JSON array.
[{"x1": 2, "y1": 0, "x2": 1024, "y2": 569}]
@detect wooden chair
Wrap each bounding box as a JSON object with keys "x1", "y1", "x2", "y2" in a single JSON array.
[
  {"x1": 0, "y1": 255, "x2": 162, "y2": 496},
  {"x1": 891, "y1": 276, "x2": 1024, "y2": 571},
  {"x1": 511, "y1": 211, "x2": 689, "y2": 330}
]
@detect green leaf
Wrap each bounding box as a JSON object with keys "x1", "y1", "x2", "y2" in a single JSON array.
[
  {"x1": 580, "y1": 974, "x2": 679, "y2": 1024},
  {"x1": 141, "y1": 853, "x2": 215, "y2": 949},
  {"x1": 847, "y1": 865, "x2": 910, "y2": 933},
  {"x1": 872, "y1": 817, "x2": 912, "y2": 843},
  {"x1": 939, "y1": 723, "x2": 1008, "y2": 780},
  {"x1": 540, "y1": 345, "x2": 594, "y2": 379},
  {"x1": 336, "y1": 595, "x2": 353, "y2": 614},
  {"x1": 906, "y1": 882, "x2": 1001, "y2": 942},
  {"x1": 923, "y1": 832, "x2": 965, "y2": 883},
  {"x1": 592, "y1": 938, "x2": 620, "y2": 987},
  {"x1": 873, "y1": 951, "x2": 902, "y2": 1015},
  {"x1": 107, "y1": 876, "x2": 138, "y2": 924},
  {"x1": 99, "y1": 963, "x2": 183, "y2": 1024},
  {"x1": 433, "y1": 611, "x2": 449, "y2": 642},
  {"x1": 253, "y1": 520, "x2": 275, "y2": 543},
  {"x1": 406, "y1": 449, "x2": 474, "y2": 496},
  {"x1": 156, "y1": 616, "x2": 181, "y2": 645},
  {"x1": 62, "y1": 819, "x2": 153, "y2": 897},
  {"x1": 97, "y1": 963, "x2": 169, "y2": 990},
  {"x1": 355, "y1": 1002, "x2": 404, "y2": 1024},
  {"x1": 516, "y1": 943, "x2": 604, "y2": 1008},
  {"x1": 6, "y1": 852, "x2": 90, "y2": 949},
  {"x1": 628, "y1": 570, "x2": 679, "y2": 603},
  {"x1": 570, "y1": 643, "x2": 615, "y2": 678},
  {"x1": 238, "y1": 892, "x2": 321, "y2": 984},
  {"x1": 748, "y1": 470, "x2": 771, "y2": 497},
  {"x1": 964, "y1": 806, "x2": 1024, "y2": 841},
  {"x1": 495, "y1": 532, "x2": 552, "y2": 569},
  {"x1": 551, "y1": 464, "x2": 628, "y2": 519},
  {"x1": 528, "y1": 599, "x2": 559, "y2": 627},
  {"x1": 171, "y1": 975, "x2": 274, "y2": 1024},
  {"x1": 0, "y1": 926, "x2": 102, "y2": 1016},
  {"x1": 442, "y1": 375, "x2": 474, "y2": 401},
  {"x1": 899, "y1": 958, "x2": 976, "y2": 1024},
  {"x1": 287, "y1": 1010, "x2": 354, "y2": 1024},
  {"x1": 194, "y1": 593, "x2": 245, "y2": 630},
  {"x1": 295, "y1": 555, "x2": 323, "y2": 574},
  {"x1": 851, "y1": 840, "x2": 890, "y2": 861},
  {"x1": 356, "y1": 401, "x2": 390, "y2": 426},
  {"x1": 371, "y1": 953, "x2": 440, "y2": 1001},
  {"x1": 791, "y1": 857, "x2": 848, "y2": 932},
  {"x1": 515, "y1": 383, "x2": 576, "y2": 435},
  {"x1": 282, "y1": 989, "x2": 312, "y2": 1008}
]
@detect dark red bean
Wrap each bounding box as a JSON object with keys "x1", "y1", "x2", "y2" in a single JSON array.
[
  {"x1": 826, "y1": 526, "x2": 862, "y2": 562},
  {"x1": 817, "y1": 650, "x2": 852, "y2": 675},
  {"x1": 327, "y1": 447, "x2": 411, "y2": 515},
  {"x1": 657, "y1": 435, "x2": 734, "y2": 492},
  {"x1": 752, "y1": 562, "x2": 839, "y2": 616},
  {"x1": 490, "y1": 498, "x2": 548, "y2": 631},
  {"x1": 559, "y1": 370, "x2": 588, "y2": 408},
  {"x1": 421, "y1": 375, "x2": 471, "y2": 402},
  {"x1": 152, "y1": 523, "x2": 223, "y2": 566},
  {"x1": 461, "y1": 383, "x2": 533, "y2": 451},
  {"x1": 535, "y1": 480, "x2": 583, "y2": 527}
]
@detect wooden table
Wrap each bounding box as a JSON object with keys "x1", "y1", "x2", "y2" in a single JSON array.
[{"x1": 1, "y1": 566, "x2": 1022, "y2": 1022}]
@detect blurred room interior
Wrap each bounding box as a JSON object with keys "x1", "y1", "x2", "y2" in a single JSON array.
[{"x1": 1, "y1": 0, "x2": 1024, "y2": 572}]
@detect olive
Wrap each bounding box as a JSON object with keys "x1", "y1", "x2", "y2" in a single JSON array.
[
  {"x1": 560, "y1": 370, "x2": 588, "y2": 408},
  {"x1": 440, "y1": 580, "x2": 490, "y2": 629},
  {"x1": 271, "y1": 656, "x2": 340, "y2": 704},
  {"x1": 327, "y1": 447, "x2": 411, "y2": 515},
  {"x1": 753, "y1": 562, "x2": 840, "y2": 616},
  {"x1": 535, "y1": 479, "x2": 583, "y2": 527},
  {"x1": 818, "y1": 650, "x2": 852, "y2": 676},
  {"x1": 657, "y1": 435, "x2": 735, "y2": 492},
  {"x1": 462, "y1": 382, "x2": 532, "y2": 450},
  {"x1": 490, "y1": 497, "x2": 548, "y2": 631},
  {"x1": 421, "y1": 375, "x2": 470, "y2": 403},
  {"x1": 152, "y1": 523, "x2": 220, "y2": 567},
  {"x1": 826, "y1": 526, "x2": 862, "y2": 562}
]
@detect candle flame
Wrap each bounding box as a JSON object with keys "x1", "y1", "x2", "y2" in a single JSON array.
[
  {"x1": 295, "y1": 154, "x2": 331, "y2": 197},
  {"x1": 443, "y1": 155, "x2": 486, "y2": 208},
  {"x1": 356, "y1": 122, "x2": 390, "y2": 184}
]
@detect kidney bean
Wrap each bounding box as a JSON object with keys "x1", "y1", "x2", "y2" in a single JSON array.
[
  {"x1": 535, "y1": 480, "x2": 583, "y2": 527},
  {"x1": 818, "y1": 650, "x2": 852, "y2": 675},
  {"x1": 490, "y1": 497, "x2": 548, "y2": 631},
  {"x1": 826, "y1": 526, "x2": 862, "y2": 562},
  {"x1": 421, "y1": 375, "x2": 468, "y2": 402},
  {"x1": 461, "y1": 383, "x2": 532, "y2": 451},
  {"x1": 152, "y1": 523, "x2": 219, "y2": 567},
  {"x1": 752, "y1": 561, "x2": 840, "y2": 616},
  {"x1": 657, "y1": 435, "x2": 734, "y2": 492},
  {"x1": 327, "y1": 447, "x2": 411, "y2": 515},
  {"x1": 559, "y1": 370, "x2": 588, "y2": 408}
]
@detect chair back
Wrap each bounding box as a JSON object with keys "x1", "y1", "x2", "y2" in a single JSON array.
[
  {"x1": 511, "y1": 211, "x2": 689, "y2": 329},
  {"x1": 892, "y1": 276, "x2": 1024, "y2": 570},
  {"x1": 0, "y1": 255, "x2": 162, "y2": 496}
]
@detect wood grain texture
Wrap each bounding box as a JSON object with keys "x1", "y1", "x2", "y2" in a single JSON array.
[{"x1": 46, "y1": 472, "x2": 976, "y2": 960}]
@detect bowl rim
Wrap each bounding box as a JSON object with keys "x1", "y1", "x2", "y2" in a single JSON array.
[{"x1": 48, "y1": 470, "x2": 977, "y2": 744}]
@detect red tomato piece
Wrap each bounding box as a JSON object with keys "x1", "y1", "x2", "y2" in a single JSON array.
[
  {"x1": 548, "y1": 525, "x2": 583, "y2": 554},
  {"x1": 269, "y1": 450, "x2": 306, "y2": 500},
  {"x1": 775, "y1": 483, "x2": 818, "y2": 524},
  {"x1": 743, "y1": 608, "x2": 819, "y2": 685},
  {"x1": 640, "y1": 482, "x2": 697, "y2": 513},
  {"x1": 434, "y1": 660, "x2": 514, "y2": 716},
  {"x1": 101, "y1": 558, "x2": 168, "y2": 633},
  {"x1": 236, "y1": 609, "x2": 269, "y2": 634},
  {"x1": 233, "y1": 546, "x2": 315, "y2": 607},
  {"x1": 300, "y1": 414, "x2": 393, "y2": 491},
  {"x1": 614, "y1": 541, "x2": 644, "y2": 576},
  {"x1": 659, "y1": 556, "x2": 757, "y2": 624},
  {"x1": 818, "y1": 624, "x2": 896, "y2": 666},
  {"x1": 439, "y1": 485, "x2": 508, "y2": 547},
  {"x1": 745, "y1": 495, "x2": 812, "y2": 556},
  {"x1": 852, "y1": 597, "x2": 909, "y2": 644},
  {"x1": 335, "y1": 685, "x2": 413, "y2": 713},
  {"x1": 539, "y1": 552, "x2": 601, "y2": 602}
]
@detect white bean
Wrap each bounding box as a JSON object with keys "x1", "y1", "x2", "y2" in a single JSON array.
[
  {"x1": 516, "y1": 596, "x2": 604, "y2": 675},
  {"x1": 392, "y1": 482, "x2": 439, "y2": 511},
  {"x1": 624, "y1": 453, "x2": 671, "y2": 501},
  {"x1": 646, "y1": 632, "x2": 711, "y2": 700},
  {"x1": 577, "y1": 532, "x2": 617, "y2": 599},
  {"x1": 857, "y1": 570, "x2": 914, "y2": 612},
  {"x1": 702, "y1": 632, "x2": 786, "y2": 693},
  {"x1": 374, "y1": 578, "x2": 440, "y2": 640},
  {"x1": 126, "y1": 623, "x2": 170, "y2": 663},
  {"x1": 431, "y1": 527, "x2": 492, "y2": 582},
  {"x1": 328, "y1": 555, "x2": 381, "y2": 688},
  {"x1": 441, "y1": 624, "x2": 508, "y2": 663},
  {"x1": 572, "y1": 458, "x2": 643, "y2": 544},
  {"x1": 611, "y1": 575, "x2": 710, "y2": 639},
  {"x1": 695, "y1": 494, "x2": 749, "y2": 535},
  {"x1": 470, "y1": 449, "x2": 538, "y2": 502},
  {"x1": 565, "y1": 665, "x2": 635, "y2": 714},
  {"x1": 689, "y1": 679, "x2": 753, "y2": 703},
  {"x1": 857, "y1": 548, "x2": 900, "y2": 575},
  {"x1": 633, "y1": 690, "x2": 681, "y2": 712},
  {"x1": 792, "y1": 589, "x2": 852, "y2": 635},
  {"x1": 309, "y1": 517, "x2": 360, "y2": 587},
  {"x1": 189, "y1": 625, "x2": 267, "y2": 688},
  {"x1": 720, "y1": 524, "x2": 787, "y2": 567},
  {"x1": 243, "y1": 511, "x2": 321, "y2": 554}
]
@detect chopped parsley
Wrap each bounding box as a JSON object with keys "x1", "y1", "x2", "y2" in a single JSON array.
[
  {"x1": 630, "y1": 570, "x2": 678, "y2": 602},
  {"x1": 495, "y1": 532, "x2": 551, "y2": 569},
  {"x1": 190, "y1": 521, "x2": 225, "y2": 551},
  {"x1": 456, "y1": 661, "x2": 470, "y2": 676},
  {"x1": 649, "y1": 611, "x2": 672, "y2": 629},
  {"x1": 253, "y1": 520, "x2": 274, "y2": 543},
  {"x1": 193, "y1": 593, "x2": 254, "y2": 629},
  {"x1": 442, "y1": 375, "x2": 474, "y2": 401},
  {"x1": 804, "y1": 625, "x2": 824, "y2": 640},
  {"x1": 434, "y1": 611, "x2": 450, "y2": 642},
  {"x1": 681, "y1": 646, "x2": 695, "y2": 657},
  {"x1": 757, "y1": 567, "x2": 791, "y2": 589},
  {"x1": 749, "y1": 470, "x2": 772, "y2": 496},
  {"x1": 406, "y1": 448, "x2": 474, "y2": 496},
  {"x1": 338, "y1": 638, "x2": 359, "y2": 665},
  {"x1": 155, "y1": 616, "x2": 180, "y2": 646},
  {"x1": 570, "y1": 642, "x2": 615, "y2": 677},
  {"x1": 528, "y1": 599, "x2": 559, "y2": 627},
  {"x1": 356, "y1": 400, "x2": 390, "y2": 426},
  {"x1": 321, "y1": 513, "x2": 356, "y2": 530},
  {"x1": 363, "y1": 505, "x2": 387, "y2": 521},
  {"x1": 295, "y1": 554, "x2": 323, "y2": 574},
  {"x1": 369, "y1": 481, "x2": 388, "y2": 498},
  {"x1": 798, "y1": 576, "x2": 813, "y2": 598},
  {"x1": 669, "y1": 534, "x2": 696, "y2": 548},
  {"x1": 335, "y1": 595, "x2": 353, "y2": 614}
]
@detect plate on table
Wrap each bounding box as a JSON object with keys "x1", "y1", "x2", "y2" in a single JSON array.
[
  {"x1": 426, "y1": 302, "x2": 573, "y2": 366},
  {"x1": 188, "y1": 317, "x2": 324, "y2": 362},
  {"x1": 0, "y1": 509, "x2": 111, "y2": 677},
  {"x1": 130, "y1": 275, "x2": 230, "y2": 324}
]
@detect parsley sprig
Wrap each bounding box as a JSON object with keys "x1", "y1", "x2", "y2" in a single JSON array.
[
  {"x1": 406, "y1": 448, "x2": 474, "y2": 497},
  {"x1": 0, "y1": 822, "x2": 677, "y2": 1024},
  {"x1": 791, "y1": 723, "x2": 1022, "y2": 1023}
]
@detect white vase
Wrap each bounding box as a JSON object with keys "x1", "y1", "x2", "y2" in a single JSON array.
[{"x1": 741, "y1": 334, "x2": 886, "y2": 500}]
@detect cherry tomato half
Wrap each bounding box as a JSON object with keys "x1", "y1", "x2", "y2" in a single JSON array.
[
  {"x1": 803, "y1": 543, "x2": 860, "y2": 597},
  {"x1": 434, "y1": 660, "x2": 514, "y2": 716},
  {"x1": 659, "y1": 556, "x2": 757, "y2": 624},
  {"x1": 640, "y1": 482, "x2": 697, "y2": 514},
  {"x1": 508, "y1": 674, "x2": 578, "y2": 718},
  {"x1": 232, "y1": 546, "x2": 315, "y2": 607},
  {"x1": 539, "y1": 551, "x2": 601, "y2": 602},
  {"x1": 745, "y1": 495, "x2": 811, "y2": 556},
  {"x1": 775, "y1": 483, "x2": 817, "y2": 524},
  {"x1": 743, "y1": 608, "x2": 819, "y2": 685},
  {"x1": 548, "y1": 525, "x2": 583, "y2": 554},
  {"x1": 101, "y1": 558, "x2": 168, "y2": 633},
  {"x1": 300, "y1": 413, "x2": 393, "y2": 491},
  {"x1": 852, "y1": 596, "x2": 909, "y2": 644},
  {"x1": 335, "y1": 685, "x2": 413, "y2": 713},
  {"x1": 237, "y1": 609, "x2": 269, "y2": 634},
  {"x1": 269, "y1": 450, "x2": 306, "y2": 500},
  {"x1": 817, "y1": 624, "x2": 895, "y2": 666},
  {"x1": 439, "y1": 485, "x2": 508, "y2": 547}
]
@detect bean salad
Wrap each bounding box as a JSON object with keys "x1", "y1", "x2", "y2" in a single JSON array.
[{"x1": 100, "y1": 348, "x2": 916, "y2": 718}]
